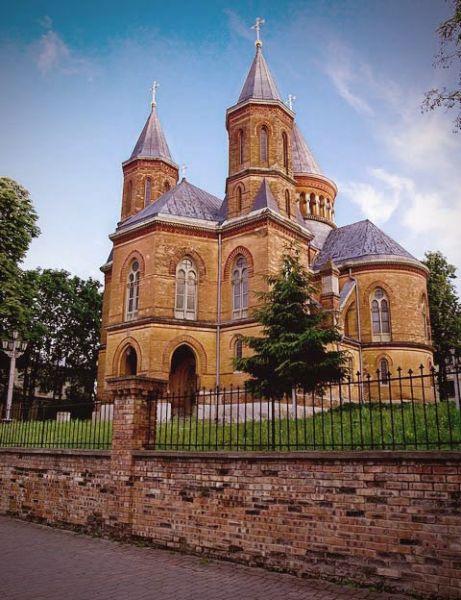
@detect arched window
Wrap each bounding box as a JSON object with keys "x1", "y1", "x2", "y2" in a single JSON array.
[
  {"x1": 126, "y1": 259, "x2": 140, "y2": 320},
  {"x1": 235, "y1": 338, "x2": 243, "y2": 360},
  {"x1": 371, "y1": 287, "x2": 391, "y2": 341},
  {"x1": 236, "y1": 186, "x2": 243, "y2": 213},
  {"x1": 309, "y1": 193, "x2": 316, "y2": 215},
  {"x1": 285, "y1": 190, "x2": 291, "y2": 218},
  {"x1": 299, "y1": 192, "x2": 308, "y2": 216},
  {"x1": 421, "y1": 296, "x2": 430, "y2": 340},
  {"x1": 282, "y1": 131, "x2": 288, "y2": 173},
  {"x1": 232, "y1": 256, "x2": 249, "y2": 319},
  {"x1": 238, "y1": 129, "x2": 244, "y2": 166},
  {"x1": 319, "y1": 196, "x2": 325, "y2": 218},
  {"x1": 379, "y1": 358, "x2": 389, "y2": 383},
  {"x1": 144, "y1": 177, "x2": 152, "y2": 207},
  {"x1": 164, "y1": 180, "x2": 171, "y2": 192},
  {"x1": 175, "y1": 257, "x2": 197, "y2": 320},
  {"x1": 122, "y1": 345, "x2": 137, "y2": 375},
  {"x1": 260, "y1": 126, "x2": 268, "y2": 162},
  {"x1": 126, "y1": 180, "x2": 133, "y2": 213}
]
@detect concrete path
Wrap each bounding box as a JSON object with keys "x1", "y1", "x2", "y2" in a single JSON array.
[{"x1": 0, "y1": 516, "x2": 412, "y2": 600}]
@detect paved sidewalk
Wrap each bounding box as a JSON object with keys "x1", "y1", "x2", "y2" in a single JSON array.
[{"x1": 0, "y1": 516, "x2": 412, "y2": 600}]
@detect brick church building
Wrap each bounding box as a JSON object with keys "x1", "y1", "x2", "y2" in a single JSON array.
[{"x1": 96, "y1": 31, "x2": 433, "y2": 401}]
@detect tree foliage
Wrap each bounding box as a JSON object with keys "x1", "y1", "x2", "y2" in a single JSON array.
[
  {"x1": 422, "y1": 250, "x2": 461, "y2": 367},
  {"x1": 20, "y1": 269, "x2": 103, "y2": 403},
  {"x1": 423, "y1": 0, "x2": 461, "y2": 131},
  {"x1": 0, "y1": 177, "x2": 40, "y2": 335},
  {"x1": 235, "y1": 247, "x2": 345, "y2": 399}
]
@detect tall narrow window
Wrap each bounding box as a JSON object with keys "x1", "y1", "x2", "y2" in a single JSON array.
[
  {"x1": 371, "y1": 287, "x2": 391, "y2": 341},
  {"x1": 236, "y1": 186, "x2": 243, "y2": 213},
  {"x1": 164, "y1": 180, "x2": 171, "y2": 192},
  {"x1": 299, "y1": 192, "x2": 307, "y2": 216},
  {"x1": 238, "y1": 129, "x2": 244, "y2": 166},
  {"x1": 144, "y1": 177, "x2": 152, "y2": 207},
  {"x1": 260, "y1": 126, "x2": 268, "y2": 162},
  {"x1": 126, "y1": 259, "x2": 140, "y2": 320},
  {"x1": 175, "y1": 257, "x2": 197, "y2": 320},
  {"x1": 379, "y1": 358, "x2": 389, "y2": 383},
  {"x1": 235, "y1": 338, "x2": 243, "y2": 360},
  {"x1": 309, "y1": 193, "x2": 316, "y2": 215},
  {"x1": 126, "y1": 180, "x2": 133, "y2": 214},
  {"x1": 232, "y1": 256, "x2": 249, "y2": 319},
  {"x1": 285, "y1": 190, "x2": 291, "y2": 218},
  {"x1": 282, "y1": 131, "x2": 288, "y2": 173},
  {"x1": 319, "y1": 196, "x2": 325, "y2": 218}
]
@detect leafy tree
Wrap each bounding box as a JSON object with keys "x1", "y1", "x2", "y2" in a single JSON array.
[
  {"x1": 0, "y1": 177, "x2": 40, "y2": 336},
  {"x1": 422, "y1": 250, "x2": 461, "y2": 367},
  {"x1": 20, "y1": 269, "x2": 102, "y2": 404},
  {"x1": 235, "y1": 247, "x2": 345, "y2": 400},
  {"x1": 423, "y1": 0, "x2": 461, "y2": 131}
]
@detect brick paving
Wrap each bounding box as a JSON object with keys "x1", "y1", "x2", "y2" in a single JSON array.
[{"x1": 0, "y1": 516, "x2": 413, "y2": 600}]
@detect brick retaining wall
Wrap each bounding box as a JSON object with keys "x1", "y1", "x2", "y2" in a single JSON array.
[{"x1": 1, "y1": 449, "x2": 460, "y2": 598}]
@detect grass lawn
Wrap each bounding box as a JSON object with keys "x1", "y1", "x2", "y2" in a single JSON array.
[
  {"x1": 0, "y1": 418, "x2": 112, "y2": 449},
  {"x1": 1, "y1": 401, "x2": 460, "y2": 451},
  {"x1": 153, "y1": 401, "x2": 461, "y2": 451}
]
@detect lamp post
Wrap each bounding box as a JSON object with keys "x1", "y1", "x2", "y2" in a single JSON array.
[{"x1": 1, "y1": 331, "x2": 28, "y2": 421}]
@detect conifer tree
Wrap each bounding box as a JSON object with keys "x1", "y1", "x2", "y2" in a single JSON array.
[{"x1": 235, "y1": 246, "x2": 345, "y2": 399}]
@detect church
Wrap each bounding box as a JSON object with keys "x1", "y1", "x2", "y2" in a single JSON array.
[{"x1": 96, "y1": 25, "x2": 433, "y2": 402}]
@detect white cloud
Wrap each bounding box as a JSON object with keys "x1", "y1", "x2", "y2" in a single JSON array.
[
  {"x1": 35, "y1": 19, "x2": 94, "y2": 78},
  {"x1": 37, "y1": 30, "x2": 71, "y2": 74},
  {"x1": 341, "y1": 168, "x2": 411, "y2": 224},
  {"x1": 224, "y1": 9, "x2": 254, "y2": 42},
  {"x1": 324, "y1": 44, "x2": 374, "y2": 116}
]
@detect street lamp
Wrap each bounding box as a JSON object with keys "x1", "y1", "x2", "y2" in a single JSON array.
[{"x1": 1, "y1": 331, "x2": 28, "y2": 421}]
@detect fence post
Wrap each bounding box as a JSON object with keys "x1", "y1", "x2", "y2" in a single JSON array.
[{"x1": 106, "y1": 375, "x2": 163, "y2": 536}]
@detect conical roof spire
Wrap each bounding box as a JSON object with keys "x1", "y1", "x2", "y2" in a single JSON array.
[
  {"x1": 292, "y1": 123, "x2": 322, "y2": 176},
  {"x1": 128, "y1": 84, "x2": 176, "y2": 165},
  {"x1": 238, "y1": 46, "x2": 282, "y2": 103}
]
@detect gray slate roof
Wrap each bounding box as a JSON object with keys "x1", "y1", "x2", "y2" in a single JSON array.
[
  {"x1": 292, "y1": 124, "x2": 322, "y2": 176},
  {"x1": 120, "y1": 178, "x2": 222, "y2": 229},
  {"x1": 313, "y1": 220, "x2": 418, "y2": 270},
  {"x1": 238, "y1": 47, "x2": 282, "y2": 103},
  {"x1": 129, "y1": 106, "x2": 176, "y2": 164},
  {"x1": 252, "y1": 178, "x2": 279, "y2": 212}
]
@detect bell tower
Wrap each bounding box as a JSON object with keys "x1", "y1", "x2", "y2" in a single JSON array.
[
  {"x1": 225, "y1": 20, "x2": 297, "y2": 221},
  {"x1": 121, "y1": 82, "x2": 179, "y2": 220}
]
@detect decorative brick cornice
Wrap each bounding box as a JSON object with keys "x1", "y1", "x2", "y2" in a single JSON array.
[{"x1": 106, "y1": 375, "x2": 164, "y2": 398}]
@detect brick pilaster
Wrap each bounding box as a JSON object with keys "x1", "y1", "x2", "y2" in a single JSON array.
[{"x1": 106, "y1": 376, "x2": 161, "y2": 534}]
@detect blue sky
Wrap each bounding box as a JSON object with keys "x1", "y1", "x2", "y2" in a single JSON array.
[{"x1": 1, "y1": 0, "x2": 460, "y2": 286}]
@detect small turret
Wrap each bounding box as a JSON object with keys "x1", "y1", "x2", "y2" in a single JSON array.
[{"x1": 121, "y1": 82, "x2": 179, "y2": 220}]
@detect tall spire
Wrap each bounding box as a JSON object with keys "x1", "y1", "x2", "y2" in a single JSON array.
[
  {"x1": 237, "y1": 18, "x2": 282, "y2": 103},
  {"x1": 128, "y1": 84, "x2": 176, "y2": 165}
]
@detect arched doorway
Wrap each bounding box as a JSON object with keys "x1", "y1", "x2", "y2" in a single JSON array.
[
  {"x1": 169, "y1": 345, "x2": 197, "y2": 416},
  {"x1": 121, "y1": 345, "x2": 137, "y2": 375}
]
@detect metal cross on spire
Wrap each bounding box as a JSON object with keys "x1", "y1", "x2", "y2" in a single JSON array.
[
  {"x1": 287, "y1": 94, "x2": 296, "y2": 111},
  {"x1": 251, "y1": 17, "x2": 265, "y2": 48},
  {"x1": 151, "y1": 81, "x2": 160, "y2": 107},
  {"x1": 180, "y1": 164, "x2": 187, "y2": 179}
]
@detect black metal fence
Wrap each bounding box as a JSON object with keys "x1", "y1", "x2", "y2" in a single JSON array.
[
  {"x1": 0, "y1": 400, "x2": 113, "y2": 449},
  {"x1": 146, "y1": 366, "x2": 461, "y2": 451}
]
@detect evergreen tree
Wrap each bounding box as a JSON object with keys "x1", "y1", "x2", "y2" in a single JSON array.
[
  {"x1": 423, "y1": 250, "x2": 461, "y2": 367},
  {"x1": 235, "y1": 247, "x2": 345, "y2": 399}
]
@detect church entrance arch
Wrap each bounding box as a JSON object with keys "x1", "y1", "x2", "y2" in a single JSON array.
[{"x1": 169, "y1": 344, "x2": 197, "y2": 416}]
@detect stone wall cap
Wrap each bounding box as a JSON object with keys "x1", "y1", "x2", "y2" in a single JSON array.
[
  {"x1": 0, "y1": 448, "x2": 111, "y2": 457},
  {"x1": 132, "y1": 450, "x2": 461, "y2": 462}
]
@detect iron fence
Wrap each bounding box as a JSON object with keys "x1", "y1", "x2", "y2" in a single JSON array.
[
  {"x1": 0, "y1": 400, "x2": 113, "y2": 449},
  {"x1": 146, "y1": 366, "x2": 461, "y2": 451}
]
